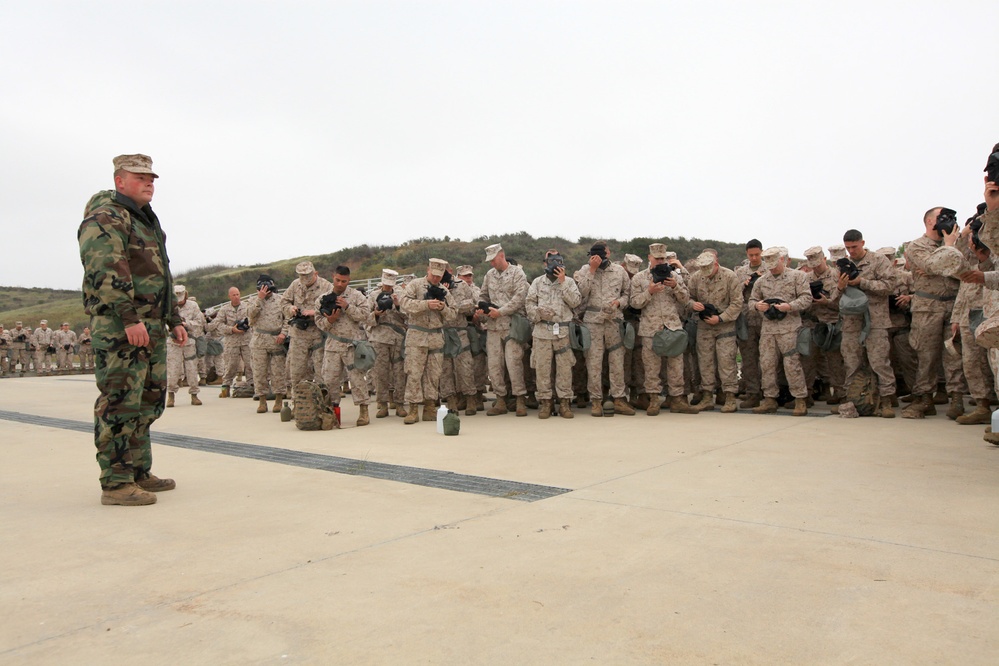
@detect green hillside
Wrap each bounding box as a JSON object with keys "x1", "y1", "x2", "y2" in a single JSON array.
[{"x1": 1, "y1": 233, "x2": 750, "y2": 333}]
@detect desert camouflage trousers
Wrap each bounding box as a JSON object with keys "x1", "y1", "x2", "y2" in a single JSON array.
[
  {"x1": 56, "y1": 347, "x2": 75, "y2": 371},
  {"x1": 888, "y1": 327, "x2": 917, "y2": 393},
  {"x1": 531, "y1": 336, "x2": 575, "y2": 400},
  {"x1": 760, "y1": 330, "x2": 807, "y2": 399},
  {"x1": 322, "y1": 346, "x2": 370, "y2": 406},
  {"x1": 34, "y1": 350, "x2": 54, "y2": 375},
  {"x1": 91, "y1": 316, "x2": 168, "y2": 488},
  {"x1": 441, "y1": 330, "x2": 476, "y2": 399},
  {"x1": 961, "y1": 323, "x2": 993, "y2": 399},
  {"x1": 167, "y1": 339, "x2": 200, "y2": 394},
  {"x1": 910, "y1": 311, "x2": 964, "y2": 396},
  {"x1": 404, "y1": 343, "x2": 443, "y2": 405},
  {"x1": 0, "y1": 348, "x2": 9, "y2": 374},
  {"x1": 487, "y1": 329, "x2": 526, "y2": 397},
  {"x1": 696, "y1": 325, "x2": 739, "y2": 394},
  {"x1": 641, "y1": 336, "x2": 685, "y2": 397},
  {"x1": 250, "y1": 341, "x2": 287, "y2": 398},
  {"x1": 585, "y1": 320, "x2": 626, "y2": 400},
  {"x1": 371, "y1": 339, "x2": 405, "y2": 403},
  {"x1": 841, "y1": 328, "x2": 896, "y2": 397},
  {"x1": 222, "y1": 340, "x2": 253, "y2": 386},
  {"x1": 288, "y1": 329, "x2": 324, "y2": 386},
  {"x1": 8, "y1": 346, "x2": 30, "y2": 371},
  {"x1": 739, "y1": 321, "x2": 763, "y2": 395},
  {"x1": 79, "y1": 346, "x2": 94, "y2": 371}
]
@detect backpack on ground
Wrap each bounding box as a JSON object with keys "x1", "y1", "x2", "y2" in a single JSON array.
[
  {"x1": 294, "y1": 380, "x2": 337, "y2": 430},
  {"x1": 845, "y1": 366, "x2": 879, "y2": 416}
]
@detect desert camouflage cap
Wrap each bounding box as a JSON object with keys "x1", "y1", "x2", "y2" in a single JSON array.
[
  {"x1": 15, "y1": 321, "x2": 22, "y2": 326},
  {"x1": 762, "y1": 246, "x2": 783, "y2": 268},
  {"x1": 429, "y1": 258, "x2": 447, "y2": 276},
  {"x1": 173, "y1": 285, "x2": 187, "y2": 296},
  {"x1": 295, "y1": 261, "x2": 315, "y2": 275},
  {"x1": 62, "y1": 322, "x2": 70, "y2": 326},
  {"x1": 975, "y1": 315, "x2": 999, "y2": 350},
  {"x1": 695, "y1": 251, "x2": 716, "y2": 272},
  {"x1": 381, "y1": 269, "x2": 398, "y2": 286},
  {"x1": 622, "y1": 254, "x2": 642, "y2": 273},
  {"x1": 112, "y1": 154, "x2": 158, "y2": 178},
  {"x1": 485, "y1": 244, "x2": 503, "y2": 261},
  {"x1": 649, "y1": 243, "x2": 668, "y2": 259},
  {"x1": 827, "y1": 244, "x2": 847, "y2": 261},
  {"x1": 664, "y1": 251, "x2": 677, "y2": 261},
  {"x1": 40, "y1": 319, "x2": 48, "y2": 325},
  {"x1": 803, "y1": 245, "x2": 826, "y2": 266},
  {"x1": 875, "y1": 246, "x2": 897, "y2": 260},
  {"x1": 456, "y1": 265, "x2": 474, "y2": 276},
  {"x1": 925, "y1": 246, "x2": 967, "y2": 277}
]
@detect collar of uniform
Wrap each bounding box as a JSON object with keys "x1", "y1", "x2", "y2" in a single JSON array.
[{"x1": 114, "y1": 191, "x2": 153, "y2": 225}]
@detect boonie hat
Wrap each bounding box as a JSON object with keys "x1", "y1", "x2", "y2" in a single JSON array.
[{"x1": 112, "y1": 154, "x2": 158, "y2": 178}]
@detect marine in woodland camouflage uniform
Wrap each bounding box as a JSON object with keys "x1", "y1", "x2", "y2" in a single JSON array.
[
  {"x1": 526, "y1": 250, "x2": 582, "y2": 419},
  {"x1": 32, "y1": 320, "x2": 55, "y2": 375},
  {"x1": 213, "y1": 286, "x2": 254, "y2": 395},
  {"x1": 479, "y1": 244, "x2": 531, "y2": 416},
  {"x1": 246, "y1": 274, "x2": 288, "y2": 411},
  {"x1": 314, "y1": 266, "x2": 372, "y2": 425},
  {"x1": 399, "y1": 259, "x2": 455, "y2": 424},
  {"x1": 630, "y1": 243, "x2": 696, "y2": 416},
  {"x1": 748, "y1": 247, "x2": 813, "y2": 415},
  {"x1": 53, "y1": 322, "x2": 78, "y2": 374},
  {"x1": 367, "y1": 269, "x2": 408, "y2": 418},
  {"x1": 734, "y1": 239, "x2": 765, "y2": 408},
  {"x1": 78, "y1": 153, "x2": 183, "y2": 505},
  {"x1": 167, "y1": 285, "x2": 206, "y2": 405},
  {"x1": 687, "y1": 250, "x2": 743, "y2": 413},
  {"x1": 281, "y1": 261, "x2": 331, "y2": 386},
  {"x1": 574, "y1": 241, "x2": 635, "y2": 416}
]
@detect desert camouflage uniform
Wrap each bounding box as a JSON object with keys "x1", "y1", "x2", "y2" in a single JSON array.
[
  {"x1": 213, "y1": 300, "x2": 254, "y2": 388},
  {"x1": 630, "y1": 268, "x2": 689, "y2": 397},
  {"x1": 480, "y1": 263, "x2": 530, "y2": 397},
  {"x1": 0, "y1": 327, "x2": 10, "y2": 375},
  {"x1": 8, "y1": 324, "x2": 31, "y2": 373},
  {"x1": 887, "y1": 267, "x2": 917, "y2": 393},
  {"x1": 399, "y1": 277, "x2": 454, "y2": 404},
  {"x1": 735, "y1": 262, "x2": 766, "y2": 397},
  {"x1": 78, "y1": 188, "x2": 182, "y2": 488},
  {"x1": 314, "y1": 286, "x2": 372, "y2": 406},
  {"x1": 837, "y1": 250, "x2": 896, "y2": 397},
  {"x1": 687, "y1": 266, "x2": 743, "y2": 395},
  {"x1": 201, "y1": 317, "x2": 225, "y2": 380},
  {"x1": 953, "y1": 259, "x2": 993, "y2": 402},
  {"x1": 748, "y1": 269, "x2": 814, "y2": 399},
  {"x1": 77, "y1": 330, "x2": 94, "y2": 371},
  {"x1": 167, "y1": 298, "x2": 206, "y2": 395},
  {"x1": 575, "y1": 261, "x2": 631, "y2": 400},
  {"x1": 440, "y1": 279, "x2": 478, "y2": 402},
  {"x1": 800, "y1": 266, "x2": 844, "y2": 396},
  {"x1": 247, "y1": 291, "x2": 288, "y2": 399},
  {"x1": 53, "y1": 327, "x2": 78, "y2": 373},
  {"x1": 467, "y1": 282, "x2": 489, "y2": 395},
  {"x1": 367, "y1": 287, "x2": 407, "y2": 405},
  {"x1": 905, "y1": 235, "x2": 964, "y2": 396},
  {"x1": 526, "y1": 273, "x2": 582, "y2": 400},
  {"x1": 32, "y1": 326, "x2": 55, "y2": 375},
  {"x1": 281, "y1": 274, "x2": 332, "y2": 385}
]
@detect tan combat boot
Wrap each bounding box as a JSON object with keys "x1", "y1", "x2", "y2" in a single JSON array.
[
  {"x1": 613, "y1": 397, "x2": 636, "y2": 415},
  {"x1": 515, "y1": 395, "x2": 528, "y2": 417},
  {"x1": 695, "y1": 394, "x2": 715, "y2": 412},
  {"x1": 356, "y1": 404, "x2": 370, "y2": 427},
  {"x1": 464, "y1": 394, "x2": 477, "y2": 417},
  {"x1": 135, "y1": 473, "x2": 176, "y2": 492},
  {"x1": 752, "y1": 397, "x2": 779, "y2": 414},
  {"x1": 396, "y1": 403, "x2": 408, "y2": 418},
  {"x1": 631, "y1": 392, "x2": 650, "y2": 411},
  {"x1": 272, "y1": 393, "x2": 284, "y2": 413},
  {"x1": 257, "y1": 397, "x2": 268, "y2": 413},
  {"x1": 791, "y1": 398, "x2": 808, "y2": 416},
  {"x1": 487, "y1": 398, "x2": 508, "y2": 416},
  {"x1": 404, "y1": 404, "x2": 420, "y2": 424},
  {"x1": 191, "y1": 395, "x2": 202, "y2": 406},
  {"x1": 880, "y1": 395, "x2": 895, "y2": 419},
  {"x1": 219, "y1": 386, "x2": 230, "y2": 398},
  {"x1": 101, "y1": 483, "x2": 156, "y2": 506},
  {"x1": 591, "y1": 400, "x2": 603, "y2": 417},
  {"x1": 985, "y1": 427, "x2": 999, "y2": 445},
  {"x1": 166, "y1": 392, "x2": 175, "y2": 408},
  {"x1": 740, "y1": 393, "x2": 762, "y2": 409},
  {"x1": 720, "y1": 392, "x2": 738, "y2": 413},
  {"x1": 670, "y1": 395, "x2": 699, "y2": 414},
  {"x1": 646, "y1": 394, "x2": 663, "y2": 416},
  {"x1": 538, "y1": 399, "x2": 552, "y2": 419},
  {"x1": 559, "y1": 398, "x2": 574, "y2": 418},
  {"x1": 946, "y1": 393, "x2": 966, "y2": 420},
  {"x1": 901, "y1": 394, "x2": 930, "y2": 419},
  {"x1": 932, "y1": 388, "x2": 949, "y2": 405},
  {"x1": 957, "y1": 399, "x2": 992, "y2": 425},
  {"x1": 422, "y1": 399, "x2": 436, "y2": 421},
  {"x1": 376, "y1": 402, "x2": 389, "y2": 418}
]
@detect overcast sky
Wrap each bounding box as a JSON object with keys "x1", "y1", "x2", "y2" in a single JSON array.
[{"x1": 2, "y1": 1, "x2": 997, "y2": 290}]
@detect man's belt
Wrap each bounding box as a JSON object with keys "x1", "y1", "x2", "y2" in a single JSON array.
[
  {"x1": 913, "y1": 291, "x2": 956, "y2": 302},
  {"x1": 256, "y1": 328, "x2": 283, "y2": 336},
  {"x1": 408, "y1": 325, "x2": 443, "y2": 333}
]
